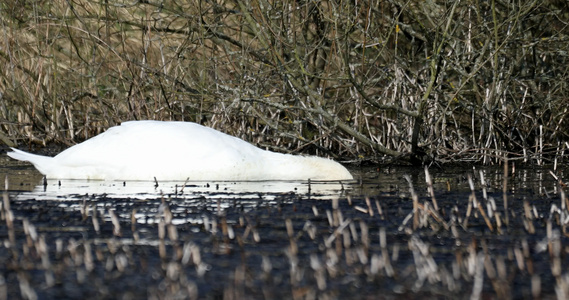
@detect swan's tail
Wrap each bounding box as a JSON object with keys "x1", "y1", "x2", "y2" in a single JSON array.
[{"x1": 7, "y1": 148, "x2": 53, "y2": 175}]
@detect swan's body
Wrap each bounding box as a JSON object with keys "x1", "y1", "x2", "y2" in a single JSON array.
[{"x1": 7, "y1": 121, "x2": 353, "y2": 181}]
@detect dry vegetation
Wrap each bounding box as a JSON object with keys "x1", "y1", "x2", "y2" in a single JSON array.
[{"x1": 1, "y1": 0, "x2": 568, "y2": 164}]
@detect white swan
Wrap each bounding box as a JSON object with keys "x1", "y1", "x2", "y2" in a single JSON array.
[{"x1": 7, "y1": 121, "x2": 353, "y2": 181}]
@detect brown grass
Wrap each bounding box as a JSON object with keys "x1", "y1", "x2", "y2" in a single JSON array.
[{"x1": 1, "y1": 0, "x2": 568, "y2": 164}]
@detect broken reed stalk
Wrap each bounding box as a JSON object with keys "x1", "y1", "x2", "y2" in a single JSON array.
[
  {"x1": 467, "y1": 174, "x2": 494, "y2": 232},
  {"x1": 502, "y1": 158, "x2": 509, "y2": 225},
  {"x1": 411, "y1": 192, "x2": 420, "y2": 231},
  {"x1": 523, "y1": 200, "x2": 536, "y2": 234},
  {"x1": 424, "y1": 167, "x2": 440, "y2": 211},
  {"x1": 404, "y1": 175, "x2": 419, "y2": 230},
  {"x1": 479, "y1": 170, "x2": 488, "y2": 201},
  {"x1": 379, "y1": 227, "x2": 394, "y2": 277},
  {"x1": 92, "y1": 204, "x2": 100, "y2": 234},
  {"x1": 404, "y1": 174, "x2": 448, "y2": 231},
  {"x1": 415, "y1": 202, "x2": 448, "y2": 229},
  {"x1": 561, "y1": 189, "x2": 567, "y2": 236},
  {"x1": 365, "y1": 197, "x2": 373, "y2": 217},
  {"x1": 2, "y1": 176, "x2": 11, "y2": 222},
  {"x1": 375, "y1": 200, "x2": 384, "y2": 220},
  {"x1": 285, "y1": 218, "x2": 298, "y2": 256},
  {"x1": 108, "y1": 209, "x2": 121, "y2": 237},
  {"x1": 131, "y1": 208, "x2": 137, "y2": 233},
  {"x1": 3, "y1": 176, "x2": 15, "y2": 246},
  {"x1": 80, "y1": 198, "x2": 88, "y2": 220},
  {"x1": 538, "y1": 125, "x2": 543, "y2": 166}
]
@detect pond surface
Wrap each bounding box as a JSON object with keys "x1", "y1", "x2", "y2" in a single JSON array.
[{"x1": 1, "y1": 154, "x2": 569, "y2": 299}]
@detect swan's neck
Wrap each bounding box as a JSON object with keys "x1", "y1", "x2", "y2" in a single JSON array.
[{"x1": 261, "y1": 151, "x2": 350, "y2": 180}]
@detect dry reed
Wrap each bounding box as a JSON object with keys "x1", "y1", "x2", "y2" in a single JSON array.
[{"x1": 0, "y1": 1, "x2": 567, "y2": 165}]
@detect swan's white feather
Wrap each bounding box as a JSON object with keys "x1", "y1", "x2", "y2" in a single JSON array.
[{"x1": 7, "y1": 121, "x2": 353, "y2": 181}]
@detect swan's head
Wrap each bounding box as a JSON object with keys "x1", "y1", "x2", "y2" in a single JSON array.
[
  {"x1": 304, "y1": 156, "x2": 353, "y2": 180},
  {"x1": 273, "y1": 155, "x2": 353, "y2": 181}
]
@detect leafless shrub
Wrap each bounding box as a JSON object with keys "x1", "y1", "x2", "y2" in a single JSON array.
[{"x1": 0, "y1": 0, "x2": 568, "y2": 164}]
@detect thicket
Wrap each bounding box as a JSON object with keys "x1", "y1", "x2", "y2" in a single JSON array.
[{"x1": 1, "y1": 0, "x2": 568, "y2": 165}]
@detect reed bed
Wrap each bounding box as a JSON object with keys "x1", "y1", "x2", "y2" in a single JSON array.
[
  {"x1": 2, "y1": 165, "x2": 569, "y2": 299},
  {"x1": 1, "y1": 0, "x2": 568, "y2": 164}
]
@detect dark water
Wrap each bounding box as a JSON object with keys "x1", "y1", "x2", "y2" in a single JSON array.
[{"x1": 1, "y1": 154, "x2": 569, "y2": 299}]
